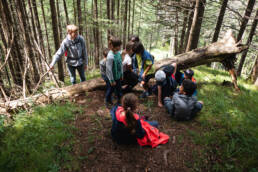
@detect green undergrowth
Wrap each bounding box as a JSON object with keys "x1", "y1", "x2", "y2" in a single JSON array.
[
  {"x1": 0, "y1": 102, "x2": 82, "y2": 172},
  {"x1": 191, "y1": 66, "x2": 258, "y2": 172}
]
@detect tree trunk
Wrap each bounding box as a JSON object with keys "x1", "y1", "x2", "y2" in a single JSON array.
[
  {"x1": 28, "y1": 0, "x2": 38, "y2": 43},
  {"x1": 155, "y1": 31, "x2": 248, "y2": 70},
  {"x1": 117, "y1": 0, "x2": 120, "y2": 25},
  {"x1": 137, "y1": 0, "x2": 143, "y2": 36},
  {"x1": 127, "y1": 0, "x2": 131, "y2": 40},
  {"x1": 40, "y1": 0, "x2": 52, "y2": 61},
  {"x1": 236, "y1": 0, "x2": 256, "y2": 42},
  {"x1": 16, "y1": 0, "x2": 40, "y2": 83},
  {"x1": 186, "y1": 0, "x2": 206, "y2": 52},
  {"x1": 131, "y1": 0, "x2": 135, "y2": 35},
  {"x1": 50, "y1": 0, "x2": 64, "y2": 81},
  {"x1": 107, "y1": 0, "x2": 111, "y2": 37},
  {"x1": 0, "y1": 0, "x2": 23, "y2": 86},
  {"x1": 123, "y1": 0, "x2": 128, "y2": 48},
  {"x1": 93, "y1": 0, "x2": 100, "y2": 66},
  {"x1": 73, "y1": 0, "x2": 77, "y2": 25},
  {"x1": 77, "y1": 0, "x2": 83, "y2": 34},
  {"x1": 0, "y1": 42, "x2": 11, "y2": 88},
  {"x1": 32, "y1": 0, "x2": 46, "y2": 63},
  {"x1": 111, "y1": 0, "x2": 115, "y2": 22},
  {"x1": 179, "y1": 10, "x2": 188, "y2": 54},
  {"x1": 212, "y1": 0, "x2": 228, "y2": 43},
  {"x1": 174, "y1": 7, "x2": 179, "y2": 55},
  {"x1": 84, "y1": 0, "x2": 90, "y2": 66},
  {"x1": 56, "y1": 0, "x2": 63, "y2": 41},
  {"x1": 63, "y1": 0, "x2": 70, "y2": 25},
  {"x1": 237, "y1": 10, "x2": 258, "y2": 76},
  {"x1": 184, "y1": 4, "x2": 194, "y2": 52}
]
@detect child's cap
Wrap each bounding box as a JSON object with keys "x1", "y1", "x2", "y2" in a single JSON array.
[
  {"x1": 184, "y1": 69, "x2": 194, "y2": 78},
  {"x1": 155, "y1": 70, "x2": 166, "y2": 82}
]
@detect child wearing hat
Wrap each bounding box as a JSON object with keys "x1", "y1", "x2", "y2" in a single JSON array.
[{"x1": 152, "y1": 64, "x2": 177, "y2": 107}]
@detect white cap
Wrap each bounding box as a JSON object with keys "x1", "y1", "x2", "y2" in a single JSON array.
[{"x1": 155, "y1": 70, "x2": 166, "y2": 82}]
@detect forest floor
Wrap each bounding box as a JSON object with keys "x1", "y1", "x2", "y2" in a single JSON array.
[
  {"x1": 66, "y1": 66, "x2": 258, "y2": 172},
  {"x1": 69, "y1": 86, "x2": 205, "y2": 172},
  {"x1": 0, "y1": 66, "x2": 257, "y2": 172}
]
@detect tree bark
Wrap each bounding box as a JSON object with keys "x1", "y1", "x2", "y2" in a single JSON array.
[
  {"x1": 186, "y1": 0, "x2": 206, "y2": 52},
  {"x1": 131, "y1": 0, "x2": 135, "y2": 35},
  {"x1": 73, "y1": 0, "x2": 77, "y2": 25},
  {"x1": 63, "y1": 0, "x2": 70, "y2": 25},
  {"x1": 56, "y1": 0, "x2": 63, "y2": 41},
  {"x1": 28, "y1": 0, "x2": 38, "y2": 43},
  {"x1": 50, "y1": 0, "x2": 64, "y2": 81},
  {"x1": 184, "y1": 5, "x2": 194, "y2": 52},
  {"x1": 174, "y1": 7, "x2": 179, "y2": 55},
  {"x1": 40, "y1": 0, "x2": 52, "y2": 61},
  {"x1": 155, "y1": 31, "x2": 248, "y2": 70},
  {"x1": 77, "y1": 0, "x2": 83, "y2": 34},
  {"x1": 93, "y1": 0, "x2": 100, "y2": 66},
  {"x1": 117, "y1": 0, "x2": 120, "y2": 25},
  {"x1": 107, "y1": 0, "x2": 111, "y2": 36},
  {"x1": 212, "y1": 0, "x2": 228, "y2": 43},
  {"x1": 111, "y1": 0, "x2": 115, "y2": 24},
  {"x1": 236, "y1": 0, "x2": 256, "y2": 42},
  {"x1": 179, "y1": 10, "x2": 188, "y2": 54},
  {"x1": 32, "y1": 0, "x2": 46, "y2": 62},
  {"x1": 16, "y1": 0, "x2": 40, "y2": 83},
  {"x1": 127, "y1": 0, "x2": 131, "y2": 40},
  {"x1": 0, "y1": 0, "x2": 23, "y2": 86},
  {"x1": 123, "y1": 0, "x2": 128, "y2": 48},
  {"x1": 237, "y1": 10, "x2": 258, "y2": 76}
]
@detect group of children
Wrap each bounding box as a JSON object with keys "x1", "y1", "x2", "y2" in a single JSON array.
[{"x1": 100, "y1": 35, "x2": 204, "y2": 147}]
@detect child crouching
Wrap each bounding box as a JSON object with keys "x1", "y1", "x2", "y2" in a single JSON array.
[{"x1": 164, "y1": 79, "x2": 203, "y2": 121}]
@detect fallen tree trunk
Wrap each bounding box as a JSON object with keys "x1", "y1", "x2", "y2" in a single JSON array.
[
  {"x1": 155, "y1": 30, "x2": 248, "y2": 70},
  {"x1": 0, "y1": 78, "x2": 106, "y2": 114},
  {"x1": 0, "y1": 30, "x2": 248, "y2": 113}
]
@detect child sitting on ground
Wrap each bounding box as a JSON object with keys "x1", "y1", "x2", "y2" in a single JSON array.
[
  {"x1": 164, "y1": 79, "x2": 203, "y2": 121},
  {"x1": 100, "y1": 48, "x2": 113, "y2": 106},
  {"x1": 110, "y1": 93, "x2": 169, "y2": 147}
]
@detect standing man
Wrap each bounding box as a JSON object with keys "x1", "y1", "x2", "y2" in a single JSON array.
[{"x1": 50, "y1": 24, "x2": 88, "y2": 85}]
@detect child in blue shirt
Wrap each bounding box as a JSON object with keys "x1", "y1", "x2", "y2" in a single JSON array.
[{"x1": 132, "y1": 42, "x2": 155, "y2": 98}]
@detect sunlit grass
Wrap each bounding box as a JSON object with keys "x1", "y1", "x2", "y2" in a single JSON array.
[{"x1": 191, "y1": 65, "x2": 258, "y2": 171}]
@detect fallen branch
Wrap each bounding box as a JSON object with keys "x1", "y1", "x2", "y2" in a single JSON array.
[
  {"x1": 34, "y1": 40, "x2": 60, "y2": 88},
  {"x1": 0, "y1": 29, "x2": 14, "y2": 72}
]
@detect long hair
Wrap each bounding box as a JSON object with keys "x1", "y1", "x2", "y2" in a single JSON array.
[{"x1": 122, "y1": 93, "x2": 138, "y2": 134}]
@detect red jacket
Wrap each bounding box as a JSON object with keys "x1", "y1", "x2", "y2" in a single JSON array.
[{"x1": 116, "y1": 106, "x2": 169, "y2": 148}]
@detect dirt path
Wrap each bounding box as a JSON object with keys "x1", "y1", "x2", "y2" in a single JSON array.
[{"x1": 72, "y1": 89, "x2": 203, "y2": 172}]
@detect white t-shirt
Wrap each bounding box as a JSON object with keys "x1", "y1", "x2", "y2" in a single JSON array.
[{"x1": 122, "y1": 54, "x2": 132, "y2": 72}]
